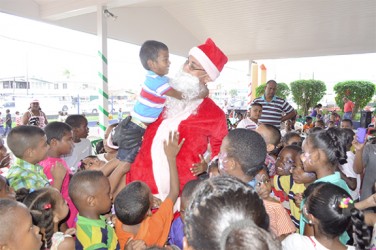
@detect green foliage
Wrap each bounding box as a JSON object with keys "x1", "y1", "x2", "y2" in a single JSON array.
[
  {"x1": 290, "y1": 79, "x2": 326, "y2": 116},
  {"x1": 229, "y1": 89, "x2": 238, "y2": 98},
  {"x1": 255, "y1": 82, "x2": 290, "y2": 100},
  {"x1": 333, "y1": 80, "x2": 375, "y2": 118}
]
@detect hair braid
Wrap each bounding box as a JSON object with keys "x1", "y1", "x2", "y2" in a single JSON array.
[
  {"x1": 351, "y1": 208, "x2": 371, "y2": 250},
  {"x1": 20, "y1": 188, "x2": 58, "y2": 249}
]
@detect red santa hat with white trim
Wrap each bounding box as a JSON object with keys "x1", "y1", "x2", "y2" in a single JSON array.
[{"x1": 189, "y1": 38, "x2": 228, "y2": 81}]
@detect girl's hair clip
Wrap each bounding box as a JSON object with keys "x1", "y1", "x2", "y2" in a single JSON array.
[
  {"x1": 339, "y1": 197, "x2": 354, "y2": 209},
  {"x1": 43, "y1": 203, "x2": 52, "y2": 210}
]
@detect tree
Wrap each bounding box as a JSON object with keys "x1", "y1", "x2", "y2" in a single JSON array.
[
  {"x1": 333, "y1": 80, "x2": 375, "y2": 118},
  {"x1": 255, "y1": 82, "x2": 290, "y2": 100},
  {"x1": 290, "y1": 79, "x2": 326, "y2": 116}
]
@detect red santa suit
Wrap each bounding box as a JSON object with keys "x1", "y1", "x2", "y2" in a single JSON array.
[
  {"x1": 127, "y1": 97, "x2": 228, "y2": 199},
  {"x1": 127, "y1": 38, "x2": 229, "y2": 201}
]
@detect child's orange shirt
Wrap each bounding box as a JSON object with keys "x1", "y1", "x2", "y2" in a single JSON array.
[
  {"x1": 115, "y1": 198, "x2": 174, "y2": 249},
  {"x1": 303, "y1": 123, "x2": 313, "y2": 132}
]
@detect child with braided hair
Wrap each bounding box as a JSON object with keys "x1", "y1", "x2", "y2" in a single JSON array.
[
  {"x1": 282, "y1": 182, "x2": 370, "y2": 250},
  {"x1": 17, "y1": 187, "x2": 75, "y2": 250},
  {"x1": 299, "y1": 127, "x2": 351, "y2": 243},
  {"x1": 184, "y1": 175, "x2": 280, "y2": 250}
]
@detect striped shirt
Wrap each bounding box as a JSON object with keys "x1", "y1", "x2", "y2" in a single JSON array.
[
  {"x1": 274, "y1": 175, "x2": 306, "y2": 231},
  {"x1": 132, "y1": 71, "x2": 171, "y2": 123},
  {"x1": 6, "y1": 158, "x2": 50, "y2": 190},
  {"x1": 236, "y1": 118, "x2": 258, "y2": 130},
  {"x1": 76, "y1": 215, "x2": 120, "y2": 250},
  {"x1": 263, "y1": 199, "x2": 296, "y2": 237},
  {"x1": 252, "y1": 95, "x2": 294, "y2": 129}
]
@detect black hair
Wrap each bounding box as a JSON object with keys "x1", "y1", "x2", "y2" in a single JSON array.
[
  {"x1": 315, "y1": 104, "x2": 322, "y2": 108},
  {"x1": 95, "y1": 140, "x2": 105, "y2": 154},
  {"x1": 307, "y1": 127, "x2": 347, "y2": 166},
  {"x1": 281, "y1": 132, "x2": 302, "y2": 146},
  {"x1": 341, "y1": 128, "x2": 355, "y2": 150},
  {"x1": 315, "y1": 119, "x2": 325, "y2": 128},
  {"x1": 280, "y1": 144, "x2": 302, "y2": 154},
  {"x1": 304, "y1": 182, "x2": 370, "y2": 249},
  {"x1": 68, "y1": 170, "x2": 106, "y2": 208},
  {"x1": 305, "y1": 116, "x2": 313, "y2": 121},
  {"x1": 341, "y1": 119, "x2": 353, "y2": 127},
  {"x1": 65, "y1": 114, "x2": 87, "y2": 129},
  {"x1": 266, "y1": 80, "x2": 277, "y2": 85},
  {"x1": 184, "y1": 175, "x2": 270, "y2": 250},
  {"x1": 17, "y1": 187, "x2": 58, "y2": 248},
  {"x1": 181, "y1": 179, "x2": 201, "y2": 203},
  {"x1": 227, "y1": 129, "x2": 267, "y2": 178},
  {"x1": 0, "y1": 199, "x2": 19, "y2": 243},
  {"x1": 78, "y1": 155, "x2": 98, "y2": 171},
  {"x1": 114, "y1": 181, "x2": 150, "y2": 225},
  {"x1": 43, "y1": 121, "x2": 72, "y2": 144},
  {"x1": 250, "y1": 103, "x2": 263, "y2": 109},
  {"x1": 261, "y1": 124, "x2": 281, "y2": 147},
  {"x1": 139, "y1": 40, "x2": 168, "y2": 70},
  {"x1": 309, "y1": 126, "x2": 323, "y2": 134},
  {"x1": 220, "y1": 219, "x2": 281, "y2": 250},
  {"x1": 7, "y1": 125, "x2": 45, "y2": 158}
]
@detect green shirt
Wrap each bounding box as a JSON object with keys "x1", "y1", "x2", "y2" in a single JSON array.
[
  {"x1": 6, "y1": 157, "x2": 50, "y2": 190},
  {"x1": 76, "y1": 215, "x2": 120, "y2": 250},
  {"x1": 299, "y1": 172, "x2": 351, "y2": 244}
]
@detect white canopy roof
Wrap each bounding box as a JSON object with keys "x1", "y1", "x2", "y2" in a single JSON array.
[{"x1": 1, "y1": 0, "x2": 375, "y2": 60}]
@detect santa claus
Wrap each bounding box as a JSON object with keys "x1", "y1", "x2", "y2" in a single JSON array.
[{"x1": 127, "y1": 38, "x2": 228, "y2": 201}]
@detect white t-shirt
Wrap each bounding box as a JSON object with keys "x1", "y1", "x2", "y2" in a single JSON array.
[
  {"x1": 236, "y1": 118, "x2": 258, "y2": 130},
  {"x1": 339, "y1": 151, "x2": 361, "y2": 200},
  {"x1": 63, "y1": 138, "x2": 92, "y2": 173},
  {"x1": 282, "y1": 234, "x2": 355, "y2": 250}
]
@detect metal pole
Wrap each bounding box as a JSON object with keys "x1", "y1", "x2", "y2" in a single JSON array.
[{"x1": 97, "y1": 5, "x2": 109, "y2": 137}]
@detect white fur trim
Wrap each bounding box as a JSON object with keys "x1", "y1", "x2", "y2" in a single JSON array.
[
  {"x1": 151, "y1": 99, "x2": 203, "y2": 202},
  {"x1": 189, "y1": 47, "x2": 220, "y2": 81}
]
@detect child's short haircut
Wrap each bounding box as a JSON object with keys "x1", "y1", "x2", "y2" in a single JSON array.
[
  {"x1": 7, "y1": 125, "x2": 45, "y2": 158},
  {"x1": 262, "y1": 124, "x2": 281, "y2": 146},
  {"x1": 65, "y1": 115, "x2": 86, "y2": 129},
  {"x1": 315, "y1": 119, "x2": 325, "y2": 127},
  {"x1": 115, "y1": 181, "x2": 150, "y2": 225},
  {"x1": 181, "y1": 179, "x2": 201, "y2": 202},
  {"x1": 68, "y1": 170, "x2": 106, "y2": 207},
  {"x1": 227, "y1": 129, "x2": 266, "y2": 178},
  {"x1": 251, "y1": 103, "x2": 262, "y2": 109},
  {"x1": 139, "y1": 40, "x2": 168, "y2": 71},
  {"x1": 282, "y1": 144, "x2": 302, "y2": 154},
  {"x1": 305, "y1": 116, "x2": 313, "y2": 121},
  {"x1": 281, "y1": 132, "x2": 301, "y2": 145},
  {"x1": 0, "y1": 199, "x2": 19, "y2": 242},
  {"x1": 342, "y1": 119, "x2": 353, "y2": 127},
  {"x1": 44, "y1": 121, "x2": 72, "y2": 144}
]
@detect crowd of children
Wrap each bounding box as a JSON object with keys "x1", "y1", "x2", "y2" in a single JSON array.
[{"x1": 0, "y1": 40, "x2": 376, "y2": 250}]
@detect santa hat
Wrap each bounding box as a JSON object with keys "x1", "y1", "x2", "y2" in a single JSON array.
[{"x1": 189, "y1": 38, "x2": 228, "y2": 81}]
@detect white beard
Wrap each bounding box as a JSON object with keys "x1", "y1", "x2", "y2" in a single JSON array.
[{"x1": 164, "y1": 69, "x2": 205, "y2": 119}]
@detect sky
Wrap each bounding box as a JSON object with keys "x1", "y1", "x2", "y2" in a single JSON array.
[{"x1": 0, "y1": 12, "x2": 375, "y2": 104}]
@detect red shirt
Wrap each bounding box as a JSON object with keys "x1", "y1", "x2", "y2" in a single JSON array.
[{"x1": 344, "y1": 101, "x2": 354, "y2": 112}]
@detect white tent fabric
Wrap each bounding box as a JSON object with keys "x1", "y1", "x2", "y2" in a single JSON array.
[{"x1": 1, "y1": 0, "x2": 375, "y2": 60}]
